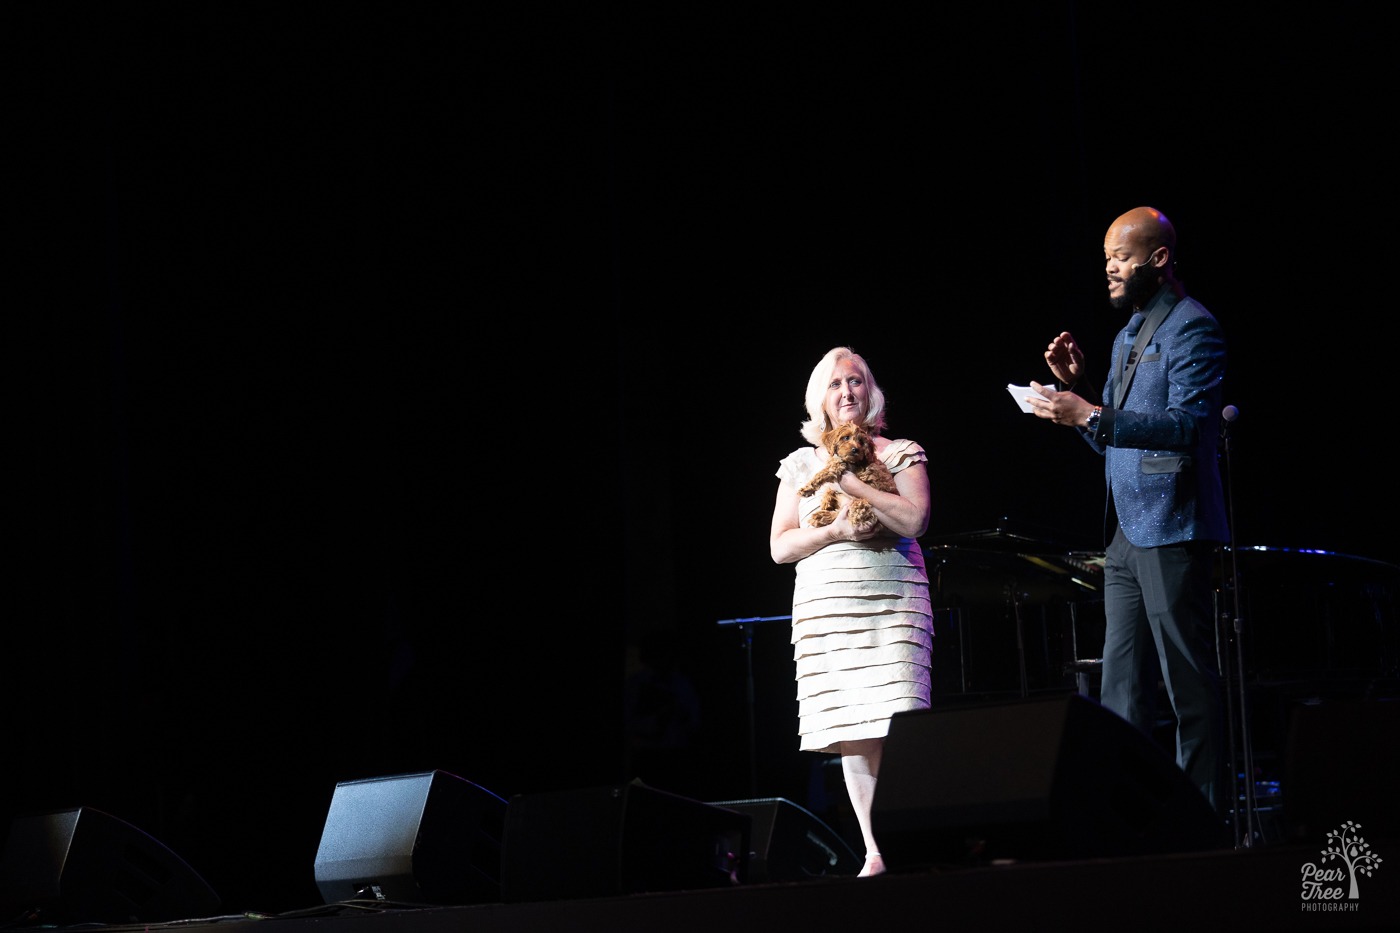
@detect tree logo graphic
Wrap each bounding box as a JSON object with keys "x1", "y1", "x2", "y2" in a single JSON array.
[{"x1": 1300, "y1": 820, "x2": 1384, "y2": 907}]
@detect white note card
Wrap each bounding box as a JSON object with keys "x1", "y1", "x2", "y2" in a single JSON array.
[{"x1": 1006, "y1": 383, "x2": 1049, "y2": 414}]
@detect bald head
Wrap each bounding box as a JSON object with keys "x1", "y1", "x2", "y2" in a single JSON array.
[{"x1": 1108, "y1": 206, "x2": 1176, "y2": 259}]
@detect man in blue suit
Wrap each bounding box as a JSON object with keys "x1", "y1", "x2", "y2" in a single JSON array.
[{"x1": 1027, "y1": 206, "x2": 1228, "y2": 813}]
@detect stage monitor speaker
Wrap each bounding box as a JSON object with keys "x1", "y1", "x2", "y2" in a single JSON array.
[
  {"x1": 500, "y1": 780, "x2": 748, "y2": 902},
  {"x1": 0, "y1": 807, "x2": 221, "y2": 925},
  {"x1": 873, "y1": 693, "x2": 1227, "y2": 866},
  {"x1": 706, "y1": 797, "x2": 860, "y2": 882},
  {"x1": 313, "y1": 770, "x2": 508, "y2": 906},
  {"x1": 1283, "y1": 698, "x2": 1400, "y2": 843}
]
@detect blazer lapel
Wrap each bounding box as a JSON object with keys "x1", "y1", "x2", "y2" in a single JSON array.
[{"x1": 1114, "y1": 290, "x2": 1179, "y2": 409}]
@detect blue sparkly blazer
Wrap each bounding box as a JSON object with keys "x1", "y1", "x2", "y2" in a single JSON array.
[{"x1": 1080, "y1": 285, "x2": 1231, "y2": 549}]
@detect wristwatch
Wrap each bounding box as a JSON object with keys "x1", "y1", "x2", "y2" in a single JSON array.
[{"x1": 1085, "y1": 406, "x2": 1103, "y2": 434}]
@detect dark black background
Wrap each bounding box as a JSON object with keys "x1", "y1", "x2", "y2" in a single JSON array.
[{"x1": 10, "y1": 3, "x2": 1394, "y2": 914}]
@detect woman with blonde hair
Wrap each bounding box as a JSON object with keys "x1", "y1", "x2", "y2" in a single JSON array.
[{"x1": 769, "y1": 346, "x2": 934, "y2": 877}]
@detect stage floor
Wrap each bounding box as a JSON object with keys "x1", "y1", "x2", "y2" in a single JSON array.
[{"x1": 25, "y1": 840, "x2": 1399, "y2": 933}]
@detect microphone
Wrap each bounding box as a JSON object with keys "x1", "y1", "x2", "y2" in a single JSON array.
[
  {"x1": 1221, "y1": 404, "x2": 1239, "y2": 438},
  {"x1": 1131, "y1": 251, "x2": 1161, "y2": 271}
]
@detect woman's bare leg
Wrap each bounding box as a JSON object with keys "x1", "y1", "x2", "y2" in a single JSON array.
[{"x1": 840, "y1": 737, "x2": 886, "y2": 876}]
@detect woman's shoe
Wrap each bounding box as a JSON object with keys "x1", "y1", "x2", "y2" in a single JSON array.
[{"x1": 858, "y1": 852, "x2": 886, "y2": 877}]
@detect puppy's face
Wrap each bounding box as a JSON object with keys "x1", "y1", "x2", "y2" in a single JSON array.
[{"x1": 824, "y1": 421, "x2": 874, "y2": 464}]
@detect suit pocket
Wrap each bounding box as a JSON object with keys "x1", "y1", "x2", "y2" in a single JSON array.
[
  {"x1": 1140, "y1": 342, "x2": 1161, "y2": 362},
  {"x1": 1141, "y1": 454, "x2": 1192, "y2": 474}
]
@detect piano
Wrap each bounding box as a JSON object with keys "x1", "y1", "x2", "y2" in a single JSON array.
[
  {"x1": 923, "y1": 524, "x2": 1106, "y2": 700},
  {"x1": 923, "y1": 526, "x2": 1400, "y2": 705}
]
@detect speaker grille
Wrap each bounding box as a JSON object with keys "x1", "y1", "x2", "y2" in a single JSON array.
[{"x1": 313, "y1": 770, "x2": 507, "y2": 905}]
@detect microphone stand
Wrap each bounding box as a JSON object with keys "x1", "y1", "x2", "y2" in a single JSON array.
[
  {"x1": 1218, "y1": 406, "x2": 1259, "y2": 846},
  {"x1": 716, "y1": 614, "x2": 792, "y2": 797}
]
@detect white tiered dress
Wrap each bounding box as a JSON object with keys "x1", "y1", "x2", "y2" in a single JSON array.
[{"x1": 776, "y1": 439, "x2": 934, "y2": 754}]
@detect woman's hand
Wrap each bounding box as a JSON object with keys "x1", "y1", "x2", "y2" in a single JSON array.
[
  {"x1": 831, "y1": 500, "x2": 882, "y2": 541},
  {"x1": 771, "y1": 478, "x2": 886, "y2": 563}
]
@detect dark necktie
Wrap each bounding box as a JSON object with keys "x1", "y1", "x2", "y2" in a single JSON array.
[{"x1": 1123, "y1": 312, "x2": 1146, "y2": 370}]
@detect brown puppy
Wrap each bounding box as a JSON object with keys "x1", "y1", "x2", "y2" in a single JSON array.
[{"x1": 798, "y1": 421, "x2": 898, "y2": 529}]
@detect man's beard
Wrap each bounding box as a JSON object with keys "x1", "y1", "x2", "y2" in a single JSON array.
[{"x1": 1109, "y1": 262, "x2": 1162, "y2": 310}]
